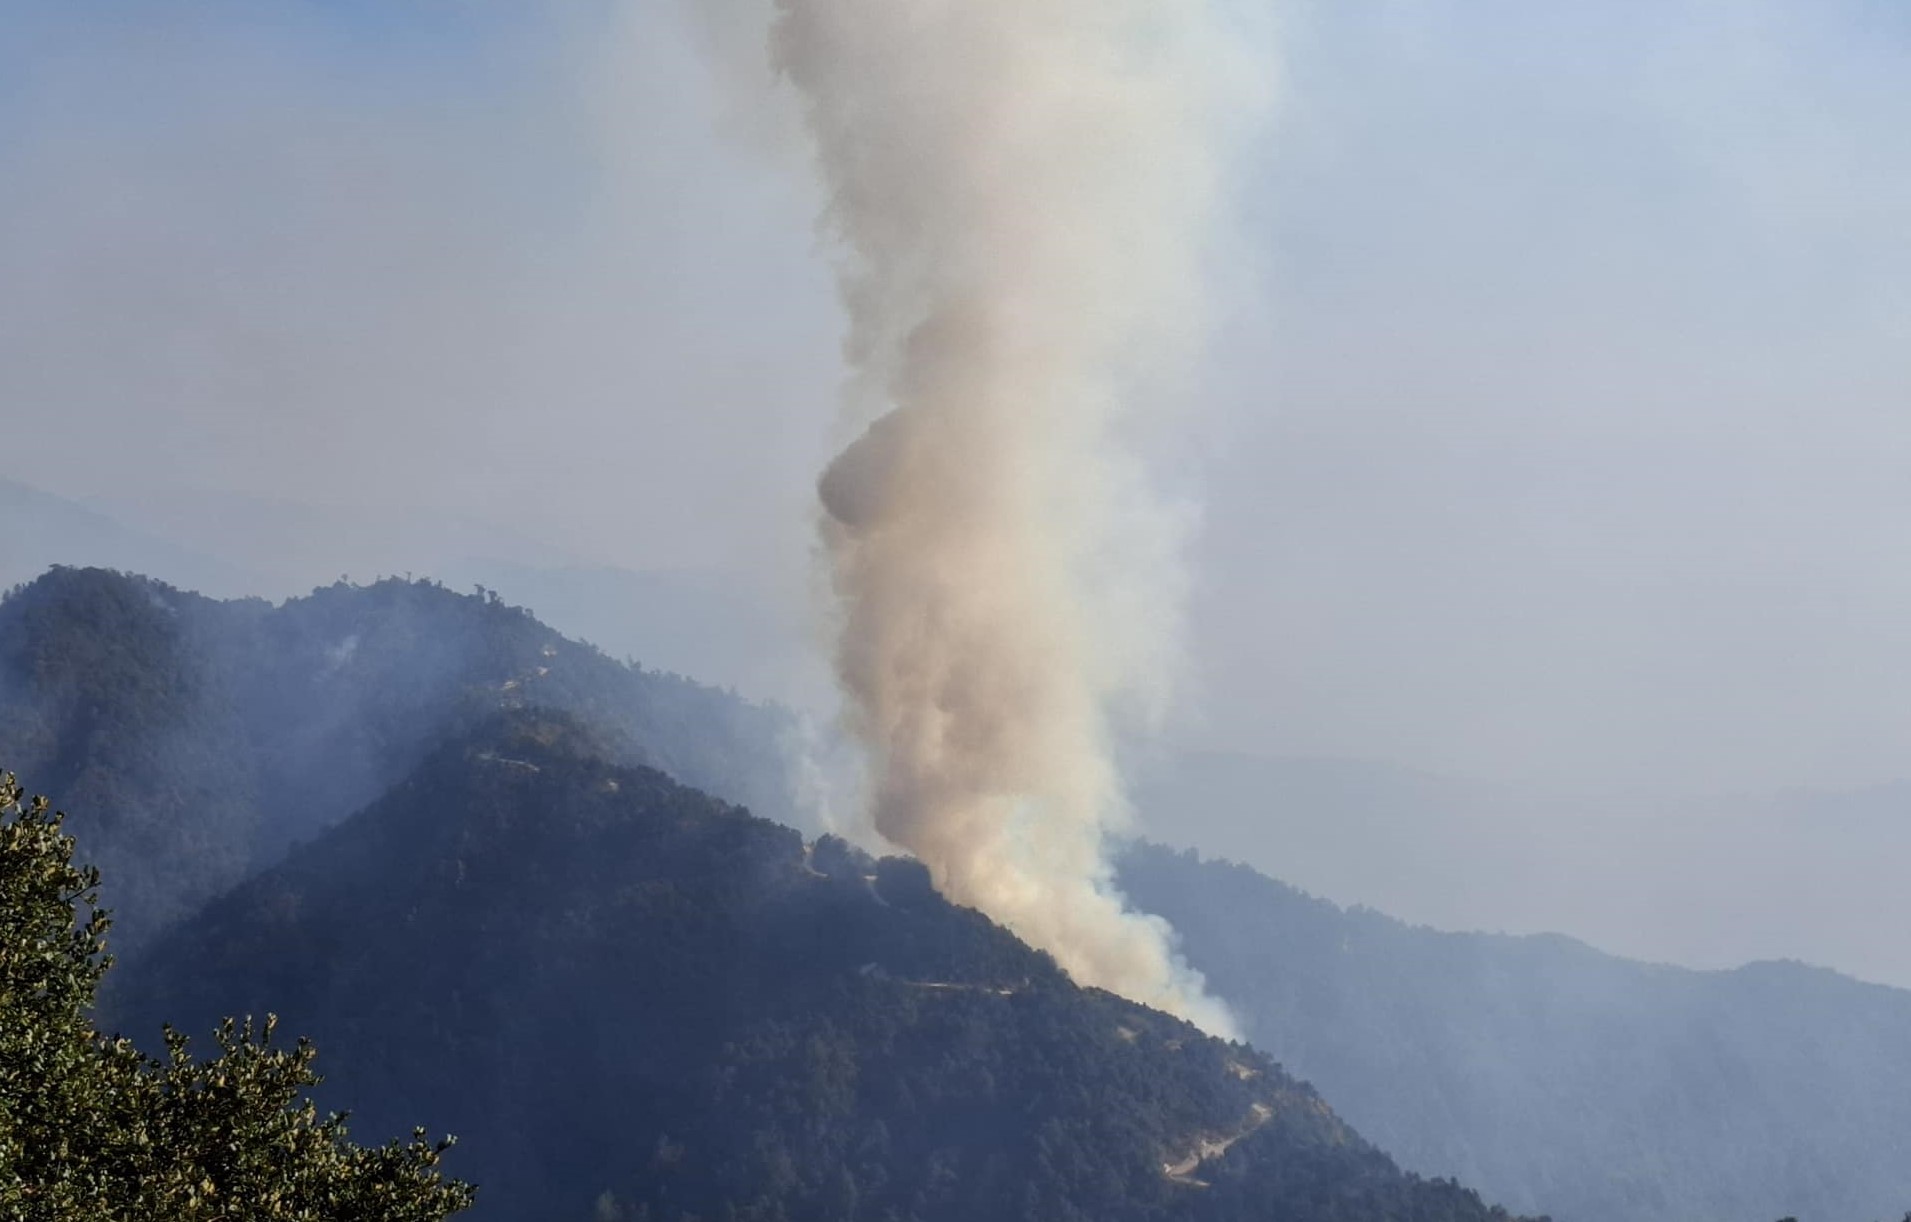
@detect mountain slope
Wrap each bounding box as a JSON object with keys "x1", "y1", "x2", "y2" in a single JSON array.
[
  {"x1": 1120, "y1": 843, "x2": 1911, "y2": 1222},
  {"x1": 114, "y1": 713, "x2": 1529, "y2": 1222},
  {"x1": 0, "y1": 567, "x2": 798, "y2": 951}
]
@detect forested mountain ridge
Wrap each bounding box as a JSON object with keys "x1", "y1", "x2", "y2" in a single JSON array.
[
  {"x1": 1120, "y1": 844, "x2": 1911, "y2": 1222},
  {"x1": 0, "y1": 566, "x2": 796, "y2": 951},
  {"x1": 111, "y1": 711, "x2": 1532, "y2": 1222},
  {"x1": 13, "y1": 562, "x2": 1903, "y2": 1221}
]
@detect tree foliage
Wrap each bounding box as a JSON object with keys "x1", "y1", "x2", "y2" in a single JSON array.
[{"x1": 0, "y1": 770, "x2": 474, "y2": 1221}]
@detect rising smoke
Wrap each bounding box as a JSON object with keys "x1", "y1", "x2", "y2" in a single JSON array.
[{"x1": 769, "y1": 0, "x2": 1258, "y2": 1035}]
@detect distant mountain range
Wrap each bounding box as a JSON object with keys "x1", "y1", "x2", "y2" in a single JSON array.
[
  {"x1": 1, "y1": 476, "x2": 818, "y2": 705},
  {"x1": 1121, "y1": 845, "x2": 1911, "y2": 1222},
  {"x1": 1132, "y1": 748, "x2": 1911, "y2": 991},
  {"x1": 0, "y1": 477, "x2": 259, "y2": 598},
  {"x1": 3, "y1": 565, "x2": 1908, "y2": 1220}
]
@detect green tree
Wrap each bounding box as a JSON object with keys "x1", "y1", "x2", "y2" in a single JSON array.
[{"x1": 0, "y1": 770, "x2": 474, "y2": 1220}]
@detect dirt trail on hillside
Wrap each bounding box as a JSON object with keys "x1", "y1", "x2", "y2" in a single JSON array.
[{"x1": 1164, "y1": 1102, "x2": 1274, "y2": 1186}]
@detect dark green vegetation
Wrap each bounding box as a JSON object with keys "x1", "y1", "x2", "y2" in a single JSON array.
[
  {"x1": 0, "y1": 771, "x2": 472, "y2": 1220},
  {"x1": 112, "y1": 713, "x2": 1527, "y2": 1222},
  {"x1": 0, "y1": 566, "x2": 794, "y2": 953},
  {"x1": 1121, "y1": 845, "x2": 1911, "y2": 1222}
]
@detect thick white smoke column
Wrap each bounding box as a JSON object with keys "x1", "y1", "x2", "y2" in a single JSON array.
[{"x1": 777, "y1": 0, "x2": 1254, "y2": 1036}]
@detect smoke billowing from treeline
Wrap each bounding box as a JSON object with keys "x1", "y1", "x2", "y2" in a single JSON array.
[{"x1": 765, "y1": 0, "x2": 1259, "y2": 1035}]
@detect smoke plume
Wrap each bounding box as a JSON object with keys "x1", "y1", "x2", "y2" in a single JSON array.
[{"x1": 770, "y1": 0, "x2": 1253, "y2": 1036}]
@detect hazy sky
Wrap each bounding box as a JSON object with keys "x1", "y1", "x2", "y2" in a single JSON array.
[{"x1": 5, "y1": 0, "x2": 1910, "y2": 800}]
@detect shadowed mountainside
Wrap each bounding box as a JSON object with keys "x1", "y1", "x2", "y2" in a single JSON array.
[{"x1": 109, "y1": 712, "x2": 1531, "y2": 1222}]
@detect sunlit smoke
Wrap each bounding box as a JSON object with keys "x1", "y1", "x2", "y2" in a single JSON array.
[{"x1": 772, "y1": 0, "x2": 1262, "y2": 1035}]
